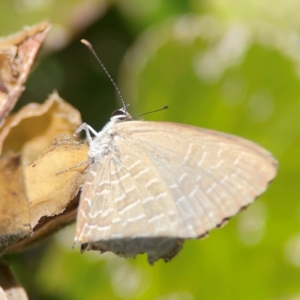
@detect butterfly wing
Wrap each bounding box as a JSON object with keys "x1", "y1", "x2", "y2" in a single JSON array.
[
  {"x1": 76, "y1": 121, "x2": 277, "y2": 263},
  {"x1": 76, "y1": 140, "x2": 184, "y2": 263}
]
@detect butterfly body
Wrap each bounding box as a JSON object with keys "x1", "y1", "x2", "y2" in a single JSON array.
[{"x1": 74, "y1": 108, "x2": 277, "y2": 264}]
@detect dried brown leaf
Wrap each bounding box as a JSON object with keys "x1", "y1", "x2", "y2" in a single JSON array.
[
  {"x1": 0, "y1": 91, "x2": 82, "y2": 164},
  {"x1": 0, "y1": 260, "x2": 28, "y2": 300},
  {"x1": 1, "y1": 91, "x2": 88, "y2": 252},
  {"x1": 0, "y1": 154, "x2": 30, "y2": 253},
  {"x1": 0, "y1": 22, "x2": 51, "y2": 126},
  {"x1": 6, "y1": 195, "x2": 79, "y2": 254},
  {"x1": 26, "y1": 134, "x2": 88, "y2": 228},
  {"x1": 4, "y1": 134, "x2": 88, "y2": 253},
  {"x1": 0, "y1": 23, "x2": 88, "y2": 254}
]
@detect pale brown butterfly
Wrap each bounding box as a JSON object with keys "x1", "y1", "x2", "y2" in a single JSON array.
[{"x1": 73, "y1": 40, "x2": 277, "y2": 265}]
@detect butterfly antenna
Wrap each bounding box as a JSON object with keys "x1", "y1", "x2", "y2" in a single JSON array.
[
  {"x1": 133, "y1": 106, "x2": 169, "y2": 119},
  {"x1": 81, "y1": 39, "x2": 127, "y2": 112}
]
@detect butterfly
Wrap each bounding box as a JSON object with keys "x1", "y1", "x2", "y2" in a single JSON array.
[
  {"x1": 73, "y1": 40, "x2": 277, "y2": 265},
  {"x1": 73, "y1": 107, "x2": 277, "y2": 264}
]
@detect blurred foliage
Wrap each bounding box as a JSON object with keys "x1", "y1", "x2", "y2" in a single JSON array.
[{"x1": 1, "y1": 0, "x2": 300, "y2": 299}]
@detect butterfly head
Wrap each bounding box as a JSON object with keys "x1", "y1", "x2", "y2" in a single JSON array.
[{"x1": 111, "y1": 108, "x2": 132, "y2": 122}]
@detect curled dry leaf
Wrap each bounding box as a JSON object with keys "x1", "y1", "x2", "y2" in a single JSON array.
[
  {"x1": 0, "y1": 23, "x2": 89, "y2": 296},
  {"x1": 0, "y1": 91, "x2": 82, "y2": 164},
  {"x1": 5, "y1": 135, "x2": 88, "y2": 253},
  {"x1": 1, "y1": 92, "x2": 88, "y2": 253},
  {"x1": 0, "y1": 22, "x2": 51, "y2": 127},
  {"x1": 0, "y1": 154, "x2": 30, "y2": 253},
  {"x1": 25, "y1": 134, "x2": 88, "y2": 228},
  {"x1": 0, "y1": 260, "x2": 28, "y2": 300}
]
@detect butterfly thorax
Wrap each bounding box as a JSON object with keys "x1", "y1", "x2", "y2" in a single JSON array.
[{"x1": 88, "y1": 108, "x2": 132, "y2": 160}]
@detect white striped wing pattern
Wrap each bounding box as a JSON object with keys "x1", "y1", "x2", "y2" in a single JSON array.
[{"x1": 74, "y1": 117, "x2": 277, "y2": 264}]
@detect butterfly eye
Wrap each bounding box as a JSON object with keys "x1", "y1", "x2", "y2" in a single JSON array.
[
  {"x1": 111, "y1": 109, "x2": 126, "y2": 117},
  {"x1": 111, "y1": 109, "x2": 132, "y2": 121}
]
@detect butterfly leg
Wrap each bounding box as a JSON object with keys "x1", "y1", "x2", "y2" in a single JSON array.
[{"x1": 73, "y1": 122, "x2": 99, "y2": 144}]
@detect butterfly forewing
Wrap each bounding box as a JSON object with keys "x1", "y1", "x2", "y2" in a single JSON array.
[
  {"x1": 118, "y1": 121, "x2": 277, "y2": 224},
  {"x1": 75, "y1": 120, "x2": 277, "y2": 264}
]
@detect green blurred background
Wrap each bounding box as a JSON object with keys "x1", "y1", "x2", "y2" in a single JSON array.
[{"x1": 1, "y1": 0, "x2": 300, "y2": 299}]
